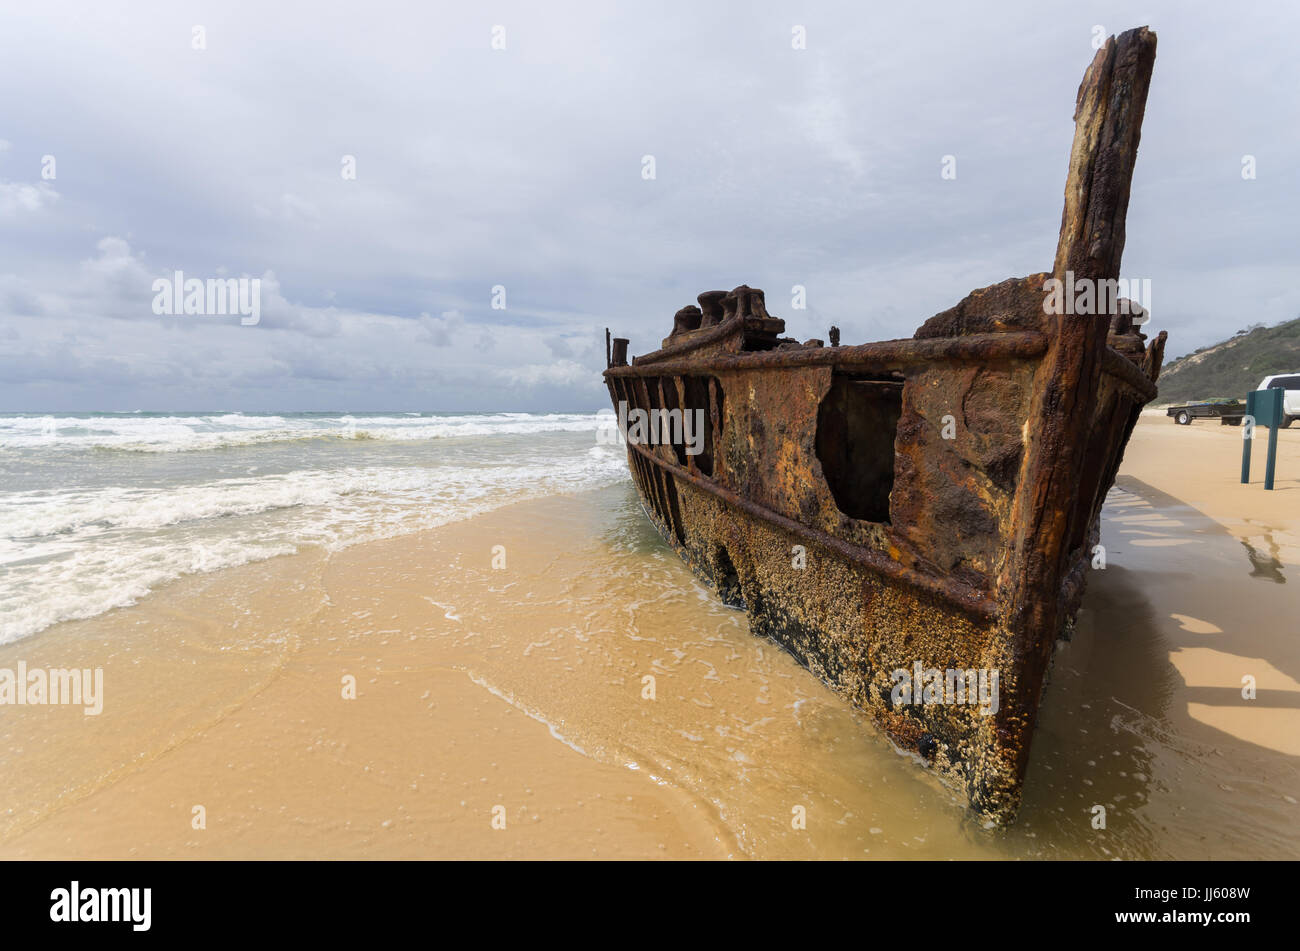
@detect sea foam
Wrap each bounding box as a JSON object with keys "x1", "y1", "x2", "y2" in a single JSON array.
[{"x1": 0, "y1": 416, "x2": 629, "y2": 644}]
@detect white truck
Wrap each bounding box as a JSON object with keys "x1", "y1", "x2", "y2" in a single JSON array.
[{"x1": 1257, "y1": 374, "x2": 1300, "y2": 429}]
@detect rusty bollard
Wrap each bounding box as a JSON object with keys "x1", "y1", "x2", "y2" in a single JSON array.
[{"x1": 611, "y1": 337, "x2": 629, "y2": 367}]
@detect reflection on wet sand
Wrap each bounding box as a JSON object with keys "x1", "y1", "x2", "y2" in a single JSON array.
[
  {"x1": 1242, "y1": 535, "x2": 1287, "y2": 583},
  {"x1": 1062, "y1": 480, "x2": 1300, "y2": 848}
]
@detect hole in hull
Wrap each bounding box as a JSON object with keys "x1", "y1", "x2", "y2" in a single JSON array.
[{"x1": 815, "y1": 373, "x2": 903, "y2": 523}]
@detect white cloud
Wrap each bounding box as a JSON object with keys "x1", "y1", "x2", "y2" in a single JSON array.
[
  {"x1": 0, "y1": 180, "x2": 58, "y2": 216},
  {"x1": 255, "y1": 193, "x2": 321, "y2": 225},
  {"x1": 501, "y1": 360, "x2": 590, "y2": 388}
]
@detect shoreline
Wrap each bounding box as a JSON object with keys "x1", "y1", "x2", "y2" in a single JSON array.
[{"x1": 1, "y1": 417, "x2": 1297, "y2": 859}]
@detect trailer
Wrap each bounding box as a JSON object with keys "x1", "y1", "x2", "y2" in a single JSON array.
[{"x1": 1166, "y1": 399, "x2": 1245, "y2": 425}]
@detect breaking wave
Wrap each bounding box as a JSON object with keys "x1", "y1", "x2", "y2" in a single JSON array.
[
  {"x1": 0, "y1": 415, "x2": 629, "y2": 644},
  {"x1": 0, "y1": 412, "x2": 606, "y2": 452}
]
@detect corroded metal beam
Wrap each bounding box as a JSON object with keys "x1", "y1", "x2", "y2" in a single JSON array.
[
  {"x1": 1101, "y1": 346, "x2": 1158, "y2": 401},
  {"x1": 985, "y1": 26, "x2": 1159, "y2": 820},
  {"x1": 610, "y1": 331, "x2": 1048, "y2": 378},
  {"x1": 625, "y1": 438, "x2": 1000, "y2": 619}
]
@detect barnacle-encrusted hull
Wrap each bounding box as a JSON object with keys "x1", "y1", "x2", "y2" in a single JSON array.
[{"x1": 602, "y1": 27, "x2": 1163, "y2": 824}]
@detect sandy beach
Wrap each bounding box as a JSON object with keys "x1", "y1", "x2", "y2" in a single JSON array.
[{"x1": 1, "y1": 415, "x2": 1297, "y2": 860}]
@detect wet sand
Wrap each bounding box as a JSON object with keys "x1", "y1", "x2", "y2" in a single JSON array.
[{"x1": 2, "y1": 416, "x2": 1297, "y2": 858}]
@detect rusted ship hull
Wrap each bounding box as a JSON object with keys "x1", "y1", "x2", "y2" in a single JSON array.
[{"x1": 602, "y1": 28, "x2": 1164, "y2": 824}]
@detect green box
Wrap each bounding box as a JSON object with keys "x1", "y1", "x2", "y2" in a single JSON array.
[
  {"x1": 1241, "y1": 388, "x2": 1284, "y2": 490},
  {"x1": 1247, "y1": 387, "x2": 1285, "y2": 428}
]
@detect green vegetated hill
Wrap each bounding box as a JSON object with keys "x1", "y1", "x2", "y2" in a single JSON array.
[{"x1": 1155, "y1": 317, "x2": 1300, "y2": 405}]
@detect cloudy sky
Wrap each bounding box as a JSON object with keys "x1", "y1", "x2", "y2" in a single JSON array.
[{"x1": 1, "y1": 1, "x2": 1296, "y2": 412}]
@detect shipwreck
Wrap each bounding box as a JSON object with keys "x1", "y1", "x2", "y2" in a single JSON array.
[{"x1": 602, "y1": 27, "x2": 1166, "y2": 824}]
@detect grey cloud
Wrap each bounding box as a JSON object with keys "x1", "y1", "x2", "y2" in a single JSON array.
[{"x1": 0, "y1": 1, "x2": 1296, "y2": 411}]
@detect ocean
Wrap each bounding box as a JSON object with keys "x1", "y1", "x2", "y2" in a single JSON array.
[{"x1": 0, "y1": 412, "x2": 627, "y2": 645}]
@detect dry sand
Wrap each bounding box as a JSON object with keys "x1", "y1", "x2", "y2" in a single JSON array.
[{"x1": 1, "y1": 415, "x2": 1296, "y2": 859}]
